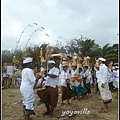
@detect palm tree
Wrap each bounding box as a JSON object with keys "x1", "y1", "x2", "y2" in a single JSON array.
[
  {"x1": 25, "y1": 45, "x2": 41, "y2": 66},
  {"x1": 65, "y1": 36, "x2": 100, "y2": 65},
  {"x1": 97, "y1": 43, "x2": 118, "y2": 64},
  {"x1": 65, "y1": 36, "x2": 100, "y2": 57}
]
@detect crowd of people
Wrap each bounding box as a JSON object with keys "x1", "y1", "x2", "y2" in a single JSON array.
[
  {"x1": 2, "y1": 55, "x2": 119, "y2": 120},
  {"x1": 2, "y1": 67, "x2": 22, "y2": 89}
]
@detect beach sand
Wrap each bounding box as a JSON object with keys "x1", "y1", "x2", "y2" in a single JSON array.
[{"x1": 2, "y1": 86, "x2": 118, "y2": 120}]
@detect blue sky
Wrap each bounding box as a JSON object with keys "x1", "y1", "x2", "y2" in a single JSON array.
[{"x1": 1, "y1": 0, "x2": 119, "y2": 50}]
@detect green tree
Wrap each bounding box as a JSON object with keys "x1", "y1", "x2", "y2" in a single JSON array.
[
  {"x1": 2, "y1": 50, "x2": 14, "y2": 65},
  {"x1": 97, "y1": 43, "x2": 118, "y2": 64},
  {"x1": 65, "y1": 36, "x2": 100, "y2": 65},
  {"x1": 65, "y1": 36, "x2": 100, "y2": 57}
]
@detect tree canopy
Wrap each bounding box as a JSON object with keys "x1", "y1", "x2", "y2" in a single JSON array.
[{"x1": 2, "y1": 36, "x2": 118, "y2": 68}]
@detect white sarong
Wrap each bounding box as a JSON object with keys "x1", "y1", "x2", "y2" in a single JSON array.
[
  {"x1": 20, "y1": 86, "x2": 34, "y2": 110},
  {"x1": 98, "y1": 82, "x2": 112, "y2": 101}
]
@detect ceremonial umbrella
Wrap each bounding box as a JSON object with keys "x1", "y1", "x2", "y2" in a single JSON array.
[{"x1": 50, "y1": 53, "x2": 72, "y2": 60}]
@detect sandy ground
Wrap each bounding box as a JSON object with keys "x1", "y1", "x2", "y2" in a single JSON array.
[{"x1": 2, "y1": 85, "x2": 118, "y2": 120}]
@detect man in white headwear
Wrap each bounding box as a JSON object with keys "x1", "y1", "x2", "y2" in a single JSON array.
[
  {"x1": 97, "y1": 58, "x2": 112, "y2": 113},
  {"x1": 59, "y1": 57, "x2": 74, "y2": 104},
  {"x1": 36, "y1": 60, "x2": 59, "y2": 117},
  {"x1": 20, "y1": 57, "x2": 41, "y2": 120}
]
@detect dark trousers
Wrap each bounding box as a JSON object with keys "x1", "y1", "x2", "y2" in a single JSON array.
[
  {"x1": 95, "y1": 78, "x2": 99, "y2": 92},
  {"x1": 109, "y1": 82, "x2": 113, "y2": 92},
  {"x1": 84, "y1": 82, "x2": 91, "y2": 94}
]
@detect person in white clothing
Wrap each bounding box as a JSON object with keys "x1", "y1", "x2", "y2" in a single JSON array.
[
  {"x1": 59, "y1": 57, "x2": 74, "y2": 104},
  {"x1": 20, "y1": 57, "x2": 41, "y2": 120},
  {"x1": 37, "y1": 60, "x2": 59, "y2": 117},
  {"x1": 82, "y1": 65, "x2": 91, "y2": 95},
  {"x1": 112, "y1": 66, "x2": 119, "y2": 89},
  {"x1": 97, "y1": 58, "x2": 112, "y2": 113},
  {"x1": 94, "y1": 65, "x2": 100, "y2": 94},
  {"x1": 70, "y1": 60, "x2": 82, "y2": 101},
  {"x1": 2, "y1": 67, "x2": 8, "y2": 89}
]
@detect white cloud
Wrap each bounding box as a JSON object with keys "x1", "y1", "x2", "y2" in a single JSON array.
[
  {"x1": 26, "y1": 28, "x2": 58, "y2": 48},
  {"x1": 1, "y1": 0, "x2": 119, "y2": 50},
  {"x1": 11, "y1": 21, "x2": 23, "y2": 37},
  {"x1": 44, "y1": 0, "x2": 57, "y2": 7}
]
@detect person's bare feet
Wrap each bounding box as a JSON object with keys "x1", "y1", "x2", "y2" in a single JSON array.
[
  {"x1": 98, "y1": 97, "x2": 103, "y2": 100},
  {"x1": 98, "y1": 108, "x2": 108, "y2": 113}
]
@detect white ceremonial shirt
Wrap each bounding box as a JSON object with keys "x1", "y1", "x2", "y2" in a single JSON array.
[
  {"x1": 60, "y1": 71, "x2": 71, "y2": 87},
  {"x1": 20, "y1": 68, "x2": 36, "y2": 110},
  {"x1": 59, "y1": 64, "x2": 71, "y2": 87},
  {"x1": 71, "y1": 64, "x2": 80, "y2": 86},
  {"x1": 45, "y1": 67, "x2": 59, "y2": 88},
  {"x1": 97, "y1": 64, "x2": 108, "y2": 84},
  {"x1": 107, "y1": 69, "x2": 113, "y2": 83},
  {"x1": 20, "y1": 68, "x2": 36, "y2": 91},
  {"x1": 83, "y1": 69, "x2": 91, "y2": 84},
  {"x1": 3, "y1": 73, "x2": 7, "y2": 78},
  {"x1": 96, "y1": 70, "x2": 100, "y2": 83},
  {"x1": 112, "y1": 69, "x2": 119, "y2": 88}
]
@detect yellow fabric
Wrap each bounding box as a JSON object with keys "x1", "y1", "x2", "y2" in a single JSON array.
[{"x1": 35, "y1": 71, "x2": 43, "y2": 78}]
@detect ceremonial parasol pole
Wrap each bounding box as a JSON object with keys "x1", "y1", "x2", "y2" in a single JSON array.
[
  {"x1": 24, "y1": 27, "x2": 45, "y2": 49},
  {"x1": 15, "y1": 23, "x2": 38, "y2": 52},
  {"x1": 45, "y1": 44, "x2": 54, "y2": 73}
]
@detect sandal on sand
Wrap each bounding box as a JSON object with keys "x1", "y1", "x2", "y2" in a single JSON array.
[{"x1": 98, "y1": 108, "x2": 108, "y2": 113}]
